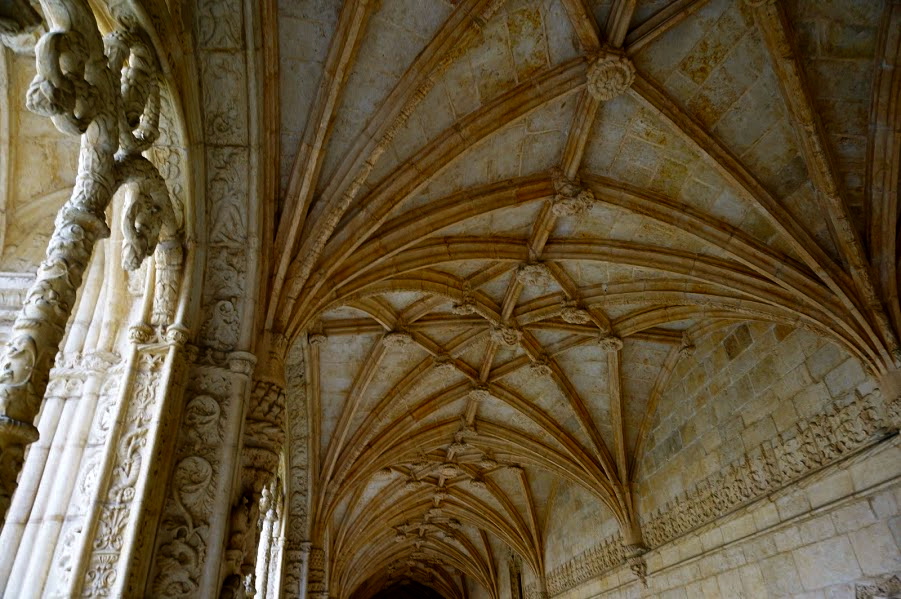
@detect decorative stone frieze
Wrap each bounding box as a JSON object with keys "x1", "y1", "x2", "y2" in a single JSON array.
[
  {"x1": 855, "y1": 574, "x2": 901, "y2": 599},
  {"x1": 525, "y1": 535, "x2": 624, "y2": 599},
  {"x1": 527, "y1": 390, "x2": 887, "y2": 597},
  {"x1": 586, "y1": 51, "x2": 635, "y2": 101},
  {"x1": 641, "y1": 390, "x2": 884, "y2": 548}
]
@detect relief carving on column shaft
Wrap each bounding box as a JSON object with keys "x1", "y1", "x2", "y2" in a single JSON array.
[
  {"x1": 216, "y1": 335, "x2": 288, "y2": 597},
  {"x1": 150, "y1": 359, "x2": 240, "y2": 597},
  {"x1": 307, "y1": 546, "x2": 328, "y2": 598},
  {"x1": 283, "y1": 350, "x2": 310, "y2": 598},
  {"x1": 0, "y1": 0, "x2": 179, "y2": 523},
  {"x1": 81, "y1": 349, "x2": 168, "y2": 598},
  {"x1": 526, "y1": 390, "x2": 887, "y2": 598}
]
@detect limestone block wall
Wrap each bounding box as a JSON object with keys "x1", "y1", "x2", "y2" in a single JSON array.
[
  {"x1": 543, "y1": 482, "x2": 621, "y2": 573},
  {"x1": 638, "y1": 322, "x2": 874, "y2": 515},
  {"x1": 553, "y1": 436, "x2": 901, "y2": 599}
]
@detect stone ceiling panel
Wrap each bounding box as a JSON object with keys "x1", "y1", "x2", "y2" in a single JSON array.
[
  {"x1": 278, "y1": 0, "x2": 341, "y2": 194},
  {"x1": 785, "y1": 0, "x2": 882, "y2": 233}
]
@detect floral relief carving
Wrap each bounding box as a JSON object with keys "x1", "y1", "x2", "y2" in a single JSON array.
[
  {"x1": 586, "y1": 51, "x2": 635, "y2": 101},
  {"x1": 151, "y1": 364, "x2": 233, "y2": 596},
  {"x1": 0, "y1": 1, "x2": 179, "y2": 521},
  {"x1": 82, "y1": 350, "x2": 164, "y2": 597}
]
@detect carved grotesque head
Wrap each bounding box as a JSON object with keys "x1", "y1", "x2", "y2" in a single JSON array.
[
  {"x1": 122, "y1": 187, "x2": 165, "y2": 270},
  {"x1": 0, "y1": 334, "x2": 38, "y2": 387}
]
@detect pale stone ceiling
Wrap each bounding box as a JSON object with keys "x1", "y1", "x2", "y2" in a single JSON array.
[
  {"x1": 1, "y1": 0, "x2": 897, "y2": 597},
  {"x1": 261, "y1": 0, "x2": 900, "y2": 597}
]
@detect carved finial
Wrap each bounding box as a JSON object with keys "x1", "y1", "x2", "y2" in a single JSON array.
[
  {"x1": 529, "y1": 356, "x2": 553, "y2": 378},
  {"x1": 468, "y1": 476, "x2": 487, "y2": 490},
  {"x1": 586, "y1": 51, "x2": 635, "y2": 101},
  {"x1": 677, "y1": 332, "x2": 696, "y2": 359},
  {"x1": 469, "y1": 386, "x2": 492, "y2": 402},
  {"x1": 433, "y1": 354, "x2": 456, "y2": 377}
]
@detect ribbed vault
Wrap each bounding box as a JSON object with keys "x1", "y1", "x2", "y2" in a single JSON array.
[{"x1": 264, "y1": 0, "x2": 901, "y2": 597}]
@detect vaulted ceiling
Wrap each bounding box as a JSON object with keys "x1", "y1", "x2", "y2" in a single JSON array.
[{"x1": 263, "y1": 1, "x2": 900, "y2": 598}]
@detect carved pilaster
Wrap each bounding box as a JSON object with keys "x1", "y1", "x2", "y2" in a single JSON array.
[
  {"x1": 307, "y1": 546, "x2": 328, "y2": 599},
  {"x1": 218, "y1": 334, "x2": 288, "y2": 595},
  {"x1": 0, "y1": 0, "x2": 175, "y2": 524},
  {"x1": 148, "y1": 351, "x2": 256, "y2": 597}
]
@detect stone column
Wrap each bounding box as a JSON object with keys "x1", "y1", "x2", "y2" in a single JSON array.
[
  {"x1": 218, "y1": 335, "x2": 287, "y2": 597},
  {"x1": 283, "y1": 541, "x2": 312, "y2": 599},
  {"x1": 0, "y1": 0, "x2": 173, "y2": 525},
  {"x1": 146, "y1": 350, "x2": 257, "y2": 597},
  {"x1": 307, "y1": 546, "x2": 328, "y2": 599}
]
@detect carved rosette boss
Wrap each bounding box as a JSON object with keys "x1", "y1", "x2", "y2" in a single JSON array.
[
  {"x1": 586, "y1": 51, "x2": 635, "y2": 102},
  {"x1": 0, "y1": 1, "x2": 173, "y2": 523}
]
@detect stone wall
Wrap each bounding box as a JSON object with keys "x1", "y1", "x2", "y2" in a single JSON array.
[
  {"x1": 638, "y1": 322, "x2": 874, "y2": 515},
  {"x1": 552, "y1": 435, "x2": 901, "y2": 598}
]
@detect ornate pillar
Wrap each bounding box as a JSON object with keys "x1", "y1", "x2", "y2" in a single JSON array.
[
  {"x1": 307, "y1": 546, "x2": 328, "y2": 599},
  {"x1": 219, "y1": 334, "x2": 287, "y2": 597},
  {"x1": 283, "y1": 541, "x2": 311, "y2": 599},
  {"x1": 147, "y1": 350, "x2": 257, "y2": 597},
  {"x1": 0, "y1": 0, "x2": 173, "y2": 524},
  {"x1": 282, "y1": 339, "x2": 310, "y2": 598}
]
